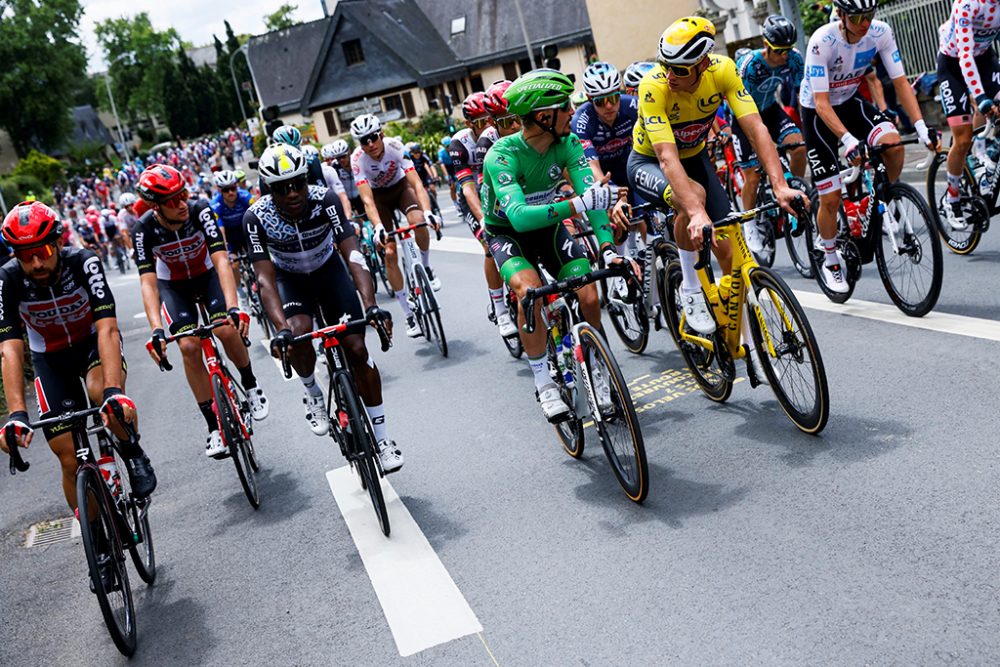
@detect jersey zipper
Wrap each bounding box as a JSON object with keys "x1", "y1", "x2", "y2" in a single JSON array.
[{"x1": 49, "y1": 285, "x2": 73, "y2": 351}]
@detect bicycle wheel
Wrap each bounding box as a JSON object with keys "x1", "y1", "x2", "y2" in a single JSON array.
[
  {"x1": 875, "y1": 182, "x2": 943, "y2": 317},
  {"x1": 746, "y1": 267, "x2": 830, "y2": 434},
  {"x1": 213, "y1": 374, "x2": 259, "y2": 509},
  {"x1": 784, "y1": 177, "x2": 816, "y2": 279},
  {"x1": 547, "y1": 334, "x2": 584, "y2": 458},
  {"x1": 415, "y1": 264, "x2": 447, "y2": 357},
  {"x1": 662, "y1": 260, "x2": 734, "y2": 402},
  {"x1": 607, "y1": 273, "x2": 649, "y2": 354},
  {"x1": 77, "y1": 466, "x2": 137, "y2": 657},
  {"x1": 377, "y1": 248, "x2": 393, "y2": 293},
  {"x1": 926, "y1": 151, "x2": 984, "y2": 255},
  {"x1": 803, "y1": 208, "x2": 857, "y2": 304},
  {"x1": 335, "y1": 372, "x2": 390, "y2": 536},
  {"x1": 578, "y1": 325, "x2": 648, "y2": 503},
  {"x1": 110, "y1": 446, "x2": 155, "y2": 584}
]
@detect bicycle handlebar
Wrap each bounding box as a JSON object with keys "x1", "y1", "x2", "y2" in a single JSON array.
[
  {"x1": 694, "y1": 201, "x2": 784, "y2": 270},
  {"x1": 276, "y1": 310, "x2": 393, "y2": 380},
  {"x1": 146, "y1": 317, "x2": 251, "y2": 372},
  {"x1": 519, "y1": 263, "x2": 638, "y2": 334}
]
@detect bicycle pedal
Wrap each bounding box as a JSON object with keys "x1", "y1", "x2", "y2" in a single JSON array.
[{"x1": 211, "y1": 451, "x2": 231, "y2": 461}]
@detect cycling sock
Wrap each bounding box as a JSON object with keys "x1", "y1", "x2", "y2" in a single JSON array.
[
  {"x1": 300, "y1": 373, "x2": 323, "y2": 398},
  {"x1": 820, "y1": 238, "x2": 839, "y2": 265},
  {"x1": 395, "y1": 290, "x2": 413, "y2": 316},
  {"x1": 198, "y1": 400, "x2": 218, "y2": 432},
  {"x1": 236, "y1": 363, "x2": 257, "y2": 390},
  {"x1": 366, "y1": 404, "x2": 387, "y2": 441},
  {"x1": 678, "y1": 249, "x2": 701, "y2": 293},
  {"x1": 946, "y1": 172, "x2": 963, "y2": 202},
  {"x1": 973, "y1": 135, "x2": 987, "y2": 160},
  {"x1": 489, "y1": 288, "x2": 507, "y2": 315},
  {"x1": 528, "y1": 353, "x2": 551, "y2": 392},
  {"x1": 420, "y1": 250, "x2": 431, "y2": 268}
]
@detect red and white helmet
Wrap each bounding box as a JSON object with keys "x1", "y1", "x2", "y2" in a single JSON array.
[
  {"x1": 137, "y1": 164, "x2": 186, "y2": 204},
  {"x1": 1, "y1": 201, "x2": 63, "y2": 248},
  {"x1": 462, "y1": 92, "x2": 488, "y2": 120},
  {"x1": 484, "y1": 80, "x2": 513, "y2": 116}
]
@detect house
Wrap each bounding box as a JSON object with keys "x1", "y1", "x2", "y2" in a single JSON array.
[{"x1": 584, "y1": 0, "x2": 700, "y2": 68}]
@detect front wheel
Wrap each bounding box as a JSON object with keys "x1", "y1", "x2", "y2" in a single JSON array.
[
  {"x1": 213, "y1": 374, "x2": 259, "y2": 509},
  {"x1": 335, "y1": 372, "x2": 390, "y2": 536},
  {"x1": 606, "y1": 273, "x2": 649, "y2": 355},
  {"x1": 804, "y1": 207, "x2": 857, "y2": 304},
  {"x1": 414, "y1": 263, "x2": 447, "y2": 357},
  {"x1": 926, "y1": 150, "x2": 985, "y2": 255},
  {"x1": 111, "y1": 446, "x2": 155, "y2": 584},
  {"x1": 746, "y1": 267, "x2": 830, "y2": 434},
  {"x1": 875, "y1": 182, "x2": 943, "y2": 317}
]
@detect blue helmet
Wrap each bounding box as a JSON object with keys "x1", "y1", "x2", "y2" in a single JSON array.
[
  {"x1": 582, "y1": 61, "x2": 621, "y2": 97},
  {"x1": 271, "y1": 125, "x2": 302, "y2": 147},
  {"x1": 623, "y1": 61, "x2": 656, "y2": 89}
]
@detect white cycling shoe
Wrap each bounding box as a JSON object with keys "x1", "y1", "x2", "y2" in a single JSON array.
[
  {"x1": 377, "y1": 439, "x2": 404, "y2": 473},
  {"x1": 496, "y1": 311, "x2": 518, "y2": 337},
  {"x1": 247, "y1": 386, "x2": 269, "y2": 420},
  {"x1": 680, "y1": 288, "x2": 716, "y2": 335},
  {"x1": 944, "y1": 199, "x2": 968, "y2": 231},
  {"x1": 425, "y1": 266, "x2": 442, "y2": 291},
  {"x1": 820, "y1": 254, "x2": 850, "y2": 294},
  {"x1": 743, "y1": 220, "x2": 766, "y2": 255},
  {"x1": 405, "y1": 316, "x2": 421, "y2": 338},
  {"x1": 303, "y1": 392, "x2": 330, "y2": 436},
  {"x1": 205, "y1": 430, "x2": 227, "y2": 457},
  {"x1": 538, "y1": 385, "x2": 570, "y2": 422}
]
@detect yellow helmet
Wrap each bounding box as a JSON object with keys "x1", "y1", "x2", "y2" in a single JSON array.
[{"x1": 657, "y1": 17, "x2": 716, "y2": 67}]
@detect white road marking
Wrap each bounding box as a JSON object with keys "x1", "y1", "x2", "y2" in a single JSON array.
[
  {"x1": 326, "y1": 466, "x2": 482, "y2": 657},
  {"x1": 792, "y1": 290, "x2": 1000, "y2": 342},
  {"x1": 133, "y1": 312, "x2": 146, "y2": 319},
  {"x1": 433, "y1": 235, "x2": 482, "y2": 255}
]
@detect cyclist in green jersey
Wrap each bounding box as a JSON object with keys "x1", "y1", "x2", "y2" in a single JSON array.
[{"x1": 481, "y1": 69, "x2": 631, "y2": 421}]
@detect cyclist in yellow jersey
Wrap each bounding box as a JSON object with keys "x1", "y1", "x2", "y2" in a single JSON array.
[{"x1": 626, "y1": 17, "x2": 806, "y2": 335}]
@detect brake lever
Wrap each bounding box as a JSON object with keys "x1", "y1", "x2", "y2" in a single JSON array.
[
  {"x1": 694, "y1": 225, "x2": 713, "y2": 270},
  {"x1": 520, "y1": 293, "x2": 537, "y2": 334},
  {"x1": 5, "y1": 426, "x2": 29, "y2": 474},
  {"x1": 107, "y1": 399, "x2": 139, "y2": 446}
]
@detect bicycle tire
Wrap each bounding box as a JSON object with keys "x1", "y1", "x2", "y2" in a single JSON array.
[
  {"x1": 785, "y1": 177, "x2": 816, "y2": 279},
  {"x1": 77, "y1": 466, "x2": 137, "y2": 656},
  {"x1": 875, "y1": 182, "x2": 943, "y2": 317},
  {"x1": 213, "y1": 374, "x2": 259, "y2": 509},
  {"x1": 547, "y1": 334, "x2": 584, "y2": 458},
  {"x1": 500, "y1": 289, "x2": 524, "y2": 358},
  {"x1": 926, "y1": 151, "x2": 984, "y2": 255},
  {"x1": 662, "y1": 260, "x2": 733, "y2": 402},
  {"x1": 578, "y1": 325, "x2": 648, "y2": 503},
  {"x1": 110, "y1": 446, "x2": 156, "y2": 584},
  {"x1": 607, "y1": 289, "x2": 649, "y2": 354},
  {"x1": 415, "y1": 264, "x2": 447, "y2": 357},
  {"x1": 335, "y1": 372, "x2": 390, "y2": 536},
  {"x1": 803, "y1": 207, "x2": 857, "y2": 304},
  {"x1": 746, "y1": 267, "x2": 830, "y2": 434}
]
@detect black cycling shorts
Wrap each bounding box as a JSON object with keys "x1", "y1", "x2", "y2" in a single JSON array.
[
  {"x1": 937, "y1": 51, "x2": 1000, "y2": 125},
  {"x1": 627, "y1": 149, "x2": 732, "y2": 224},
  {"x1": 485, "y1": 221, "x2": 591, "y2": 283},
  {"x1": 32, "y1": 333, "x2": 126, "y2": 440},
  {"x1": 731, "y1": 105, "x2": 801, "y2": 167},
  {"x1": 276, "y1": 255, "x2": 364, "y2": 326},
  {"x1": 159, "y1": 270, "x2": 228, "y2": 335},
  {"x1": 801, "y1": 95, "x2": 895, "y2": 194},
  {"x1": 223, "y1": 225, "x2": 248, "y2": 254}
]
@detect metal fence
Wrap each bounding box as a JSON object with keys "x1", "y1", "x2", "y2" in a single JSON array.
[{"x1": 880, "y1": 0, "x2": 950, "y2": 77}]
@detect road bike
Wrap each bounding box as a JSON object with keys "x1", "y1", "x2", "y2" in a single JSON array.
[
  {"x1": 109, "y1": 237, "x2": 130, "y2": 275},
  {"x1": 352, "y1": 215, "x2": 388, "y2": 295},
  {"x1": 521, "y1": 263, "x2": 649, "y2": 503},
  {"x1": 486, "y1": 284, "x2": 523, "y2": 358},
  {"x1": 232, "y1": 252, "x2": 275, "y2": 339},
  {"x1": 7, "y1": 403, "x2": 155, "y2": 657},
  {"x1": 804, "y1": 140, "x2": 943, "y2": 317},
  {"x1": 149, "y1": 306, "x2": 261, "y2": 508},
  {"x1": 707, "y1": 137, "x2": 746, "y2": 212},
  {"x1": 663, "y1": 202, "x2": 830, "y2": 434},
  {"x1": 278, "y1": 310, "x2": 394, "y2": 535},
  {"x1": 386, "y1": 221, "x2": 447, "y2": 357},
  {"x1": 926, "y1": 117, "x2": 997, "y2": 255}
]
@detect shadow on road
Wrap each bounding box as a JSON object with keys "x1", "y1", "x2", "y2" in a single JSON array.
[
  {"x1": 413, "y1": 338, "x2": 489, "y2": 369},
  {"x1": 131, "y1": 574, "x2": 214, "y2": 665},
  {"x1": 218, "y1": 468, "x2": 314, "y2": 529}
]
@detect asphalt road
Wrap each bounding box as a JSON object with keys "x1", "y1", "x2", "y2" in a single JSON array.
[{"x1": 2, "y1": 162, "x2": 999, "y2": 665}]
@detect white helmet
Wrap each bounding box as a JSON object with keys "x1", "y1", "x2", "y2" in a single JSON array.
[
  {"x1": 329, "y1": 139, "x2": 350, "y2": 158},
  {"x1": 257, "y1": 144, "x2": 308, "y2": 185},
  {"x1": 582, "y1": 61, "x2": 622, "y2": 97},
  {"x1": 320, "y1": 143, "x2": 338, "y2": 160},
  {"x1": 833, "y1": 0, "x2": 878, "y2": 12},
  {"x1": 118, "y1": 192, "x2": 138, "y2": 208},
  {"x1": 622, "y1": 61, "x2": 656, "y2": 89},
  {"x1": 213, "y1": 170, "x2": 238, "y2": 187},
  {"x1": 657, "y1": 17, "x2": 717, "y2": 67},
  {"x1": 350, "y1": 114, "x2": 381, "y2": 139}
]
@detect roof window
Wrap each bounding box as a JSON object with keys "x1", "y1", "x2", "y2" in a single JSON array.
[{"x1": 450, "y1": 16, "x2": 465, "y2": 36}]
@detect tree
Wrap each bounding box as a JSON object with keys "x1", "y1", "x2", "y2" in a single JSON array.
[
  {"x1": 0, "y1": 0, "x2": 88, "y2": 156},
  {"x1": 264, "y1": 3, "x2": 299, "y2": 31},
  {"x1": 223, "y1": 20, "x2": 254, "y2": 122}
]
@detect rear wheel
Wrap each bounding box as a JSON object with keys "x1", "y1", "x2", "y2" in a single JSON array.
[
  {"x1": 213, "y1": 374, "x2": 259, "y2": 509},
  {"x1": 415, "y1": 264, "x2": 447, "y2": 357},
  {"x1": 876, "y1": 182, "x2": 943, "y2": 317},
  {"x1": 606, "y1": 272, "x2": 649, "y2": 355},
  {"x1": 804, "y1": 207, "x2": 857, "y2": 303},
  {"x1": 111, "y1": 445, "x2": 155, "y2": 584},
  {"x1": 926, "y1": 150, "x2": 985, "y2": 255},
  {"x1": 784, "y1": 176, "x2": 816, "y2": 278},
  {"x1": 335, "y1": 373, "x2": 389, "y2": 536}
]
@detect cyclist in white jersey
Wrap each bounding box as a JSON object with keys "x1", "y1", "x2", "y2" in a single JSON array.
[
  {"x1": 937, "y1": 0, "x2": 1000, "y2": 229},
  {"x1": 319, "y1": 158, "x2": 353, "y2": 220},
  {"x1": 800, "y1": 0, "x2": 938, "y2": 293}
]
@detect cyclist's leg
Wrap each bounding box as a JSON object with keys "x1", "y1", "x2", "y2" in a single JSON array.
[
  {"x1": 488, "y1": 230, "x2": 548, "y2": 356},
  {"x1": 159, "y1": 278, "x2": 215, "y2": 431},
  {"x1": 731, "y1": 116, "x2": 760, "y2": 210},
  {"x1": 375, "y1": 186, "x2": 406, "y2": 302},
  {"x1": 802, "y1": 105, "x2": 845, "y2": 243},
  {"x1": 276, "y1": 273, "x2": 319, "y2": 381},
  {"x1": 771, "y1": 105, "x2": 806, "y2": 178},
  {"x1": 200, "y1": 270, "x2": 252, "y2": 372},
  {"x1": 400, "y1": 185, "x2": 432, "y2": 262},
  {"x1": 678, "y1": 152, "x2": 734, "y2": 274},
  {"x1": 844, "y1": 96, "x2": 902, "y2": 179},
  {"x1": 939, "y1": 52, "x2": 975, "y2": 187},
  {"x1": 32, "y1": 350, "x2": 89, "y2": 509},
  {"x1": 541, "y1": 223, "x2": 600, "y2": 329}
]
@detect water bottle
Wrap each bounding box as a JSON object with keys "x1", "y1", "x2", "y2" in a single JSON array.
[
  {"x1": 734, "y1": 167, "x2": 745, "y2": 191},
  {"x1": 561, "y1": 334, "x2": 575, "y2": 389},
  {"x1": 98, "y1": 456, "x2": 122, "y2": 500}
]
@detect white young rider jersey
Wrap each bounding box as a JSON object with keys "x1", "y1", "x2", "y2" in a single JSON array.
[
  {"x1": 800, "y1": 20, "x2": 907, "y2": 108},
  {"x1": 350, "y1": 136, "x2": 414, "y2": 189},
  {"x1": 938, "y1": 0, "x2": 1000, "y2": 100},
  {"x1": 320, "y1": 163, "x2": 346, "y2": 195}
]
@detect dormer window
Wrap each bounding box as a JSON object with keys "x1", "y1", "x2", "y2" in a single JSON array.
[
  {"x1": 343, "y1": 39, "x2": 364, "y2": 66},
  {"x1": 450, "y1": 16, "x2": 465, "y2": 36}
]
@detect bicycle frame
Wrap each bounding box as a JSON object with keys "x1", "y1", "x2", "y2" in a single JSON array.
[{"x1": 390, "y1": 222, "x2": 424, "y2": 291}]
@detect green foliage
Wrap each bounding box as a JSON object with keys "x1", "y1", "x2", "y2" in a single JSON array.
[
  {"x1": 800, "y1": 0, "x2": 832, "y2": 38},
  {"x1": 156, "y1": 130, "x2": 173, "y2": 143},
  {"x1": 0, "y1": 0, "x2": 88, "y2": 156},
  {"x1": 264, "y1": 3, "x2": 299, "y2": 31},
  {"x1": 0, "y1": 174, "x2": 51, "y2": 206},
  {"x1": 13, "y1": 150, "x2": 66, "y2": 188},
  {"x1": 252, "y1": 130, "x2": 268, "y2": 157},
  {"x1": 383, "y1": 111, "x2": 454, "y2": 156},
  {"x1": 64, "y1": 140, "x2": 109, "y2": 176}
]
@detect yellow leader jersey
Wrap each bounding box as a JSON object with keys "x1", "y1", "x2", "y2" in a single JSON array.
[{"x1": 632, "y1": 55, "x2": 758, "y2": 159}]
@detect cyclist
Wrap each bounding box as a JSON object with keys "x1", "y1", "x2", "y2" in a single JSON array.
[
  {"x1": 936, "y1": 0, "x2": 1000, "y2": 229},
  {"x1": 133, "y1": 165, "x2": 269, "y2": 458},
  {"x1": 437, "y1": 136, "x2": 459, "y2": 210},
  {"x1": 0, "y1": 202, "x2": 157, "y2": 512},
  {"x1": 732, "y1": 15, "x2": 807, "y2": 252},
  {"x1": 118, "y1": 193, "x2": 140, "y2": 243},
  {"x1": 627, "y1": 17, "x2": 806, "y2": 335},
  {"x1": 407, "y1": 142, "x2": 439, "y2": 199},
  {"x1": 480, "y1": 69, "x2": 627, "y2": 422},
  {"x1": 100, "y1": 208, "x2": 125, "y2": 266},
  {"x1": 801, "y1": 0, "x2": 939, "y2": 292},
  {"x1": 210, "y1": 170, "x2": 255, "y2": 292},
  {"x1": 244, "y1": 145, "x2": 403, "y2": 471},
  {"x1": 323, "y1": 140, "x2": 362, "y2": 216},
  {"x1": 309, "y1": 145, "x2": 354, "y2": 218},
  {"x1": 350, "y1": 113, "x2": 442, "y2": 337}
]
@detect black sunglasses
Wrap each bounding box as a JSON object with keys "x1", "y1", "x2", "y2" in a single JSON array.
[
  {"x1": 271, "y1": 176, "x2": 308, "y2": 196},
  {"x1": 221, "y1": 186, "x2": 237, "y2": 193},
  {"x1": 359, "y1": 132, "x2": 381, "y2": 146}
]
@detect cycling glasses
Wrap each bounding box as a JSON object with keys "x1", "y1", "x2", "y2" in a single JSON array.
[
  {"x1": 14, "y1": 243, "x2": 56, "y2": 263},
  {"x1": 359, "y1": 132, "x2": 381, "y2": 146},
  {"x1": 493, "y1": 114, "x2": 519, "y2": 129},
  {"x1": 271, "y1": 175, "x2": 308, "y2": 196},
  {"x1": 764, "y1": 40, "x2": 793, "y2": 53},
  {"x1": 220, "y1": 186, "x2": 237, "y2": 193},
  {"x1": 592, "y1": 92, "x2": 621, "y2": 108},
  {"x1": 161, "y1": 190, "x2": 189, "y2": 208},
  {"x1": 846, "y1": 10, "x2": 876, "y2": 24},
  {"x1": 664, "y1": 58, "x2": 705, "y2": 78}
]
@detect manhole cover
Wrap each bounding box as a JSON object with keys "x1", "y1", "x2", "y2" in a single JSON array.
[{"x1": 23, "y1": 517, "x2": 79, "y2": 548}]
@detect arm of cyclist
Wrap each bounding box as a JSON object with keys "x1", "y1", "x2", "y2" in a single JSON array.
[
  {"x1": 356, "y1": 181, "x2": 386, "y2": 244},
  {"x1": 865, "y1": 70, "x2": 888, "y2": 112},
  {"x1": 405, "y1": 169, "x2": 439, "y2": 229},
  {"x1": 459, "y1": 178, "x2": 485, "y2": 222},
  {"x1": 94, "y1": 316, "x2": 135, "y2": 429},
  {"x1": 890, "y1": 76, "x2": 938, "y2": 150},
  {"x1": 563, "y1": 139, "x2": 618, "y2": 250},
  {"x1": 0, "y1": 338, "x2": 32, "y2": 452}
]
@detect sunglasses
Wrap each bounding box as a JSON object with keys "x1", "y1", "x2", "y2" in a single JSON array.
[
  {"x1": 14, "y1": 243, "x2": 55, "y2": 263},
  {"x1": 469, "y1": 116, "x2": 490, "y2": 129},
  {"x1": 592, "y1": 92, "x2": 621, "y2": 108},
  {"x1": 359, "y1": 132, "x2": 381, "y2": 146},
  {"x1": 765, "y1": 41, "x2": 792, "y2": 53},
  {"x1": 666, "y1": 60, "x2": 703, "y2": 77},
  {"x1": 161, "y1": 190, "x2": 189, "y2": 208},
  {"x1": 493, "y1": 114, "x2": 519, "y2": 129},
  {"x1": 271, "y1": 175, "x2": 308, "y2": 196},
  {"x1": 846, "y1": 10, "x2": 876, "y2": 23},
  {"x1": 221, "y1": 186, "x2": 237, "y2": 193}
]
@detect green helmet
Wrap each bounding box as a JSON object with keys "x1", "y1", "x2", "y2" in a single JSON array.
[
  {"x1": 504, "y1": 69, "x2": 576, "y2": 116},
  {"x1": 570, "y1": 90, "x2": 587, "y2": 107}
]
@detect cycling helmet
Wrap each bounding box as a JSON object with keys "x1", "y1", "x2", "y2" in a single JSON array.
[
  {"x1": 233, "y1": 169, "x2": 246, "y2": 182},
  {"x1": 86, "y1": 205, "x2": 98, "y2": 214},
  {"x1": 213, "y1": 170, "x2": 238, "y2": 188},
  {"x1": 441, "y1": 136, "x2": 451, "y2": 147},
  {"x1": 257, "y1": 144, "x2": 307, "y2": 185},
  {"x1": 623, "y1": 61, "x2": 656, "y2": 89},
  {"x1": 582, "y1": 61, "x2": 622, "y2": 97},
  {"x1": 734, "y1": 47, "x2": 752, "y2": 63},
  {"x1": 762, "y1": 15, "x2": 797, "y2": 47},
  {"x1": 571, "y1": 90, "x2": 588, "y2": 107},
  {"x1": 504, "y1": 69, "x2": 576, "y2": 116},
  {"x1": 350, "y1": 114, "x2": 382, "y2": 139},
  {"x1": 832, "y1": 0, "x2": 878, "y2": 12},
  {"x1": 462, "y1": 92, "x2": 489, "y2": 120},
  {"x1": 118, "y1": 193, "x2": 138, "y2": 208},
  {"x1": 137, "y1": 164, "x2": 186, "y2": 204},
  {"x1": 329, "y1": 139, "x2": 350, "y2": 158},
  {"x1": 406, "y1": 141, "x2": 422, "y2": 154},
  {"x1": 657, "y1": 17, "x2": 717, "y2": 67},
  {"x1": 301, "y1": 144, "x2": 320, "y2": 163},
  {"x1": 484, "y1": 79, "x2": 513, "y2": 116},
  {"x1": 271, "y1": 124, "x2": 302, "y2": 147},
  {"x1": 2, "y1": 201, "x2": 63, "y2": 249},
  {"x1": 320, "y1": 143, "x2": 338, "y2": 160}
]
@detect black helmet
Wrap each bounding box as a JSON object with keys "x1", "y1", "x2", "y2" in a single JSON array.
[{"x1": 762, "y1": 15, "x2": 797, "y2": 48}]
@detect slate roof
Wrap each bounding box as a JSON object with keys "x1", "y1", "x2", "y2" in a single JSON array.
[
  {"x1": 246, "y1": 19, "x2": 329, "y2": 112},
  {"x1": 71, "y1": 106, "x2": 113, "y2": 146}
]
